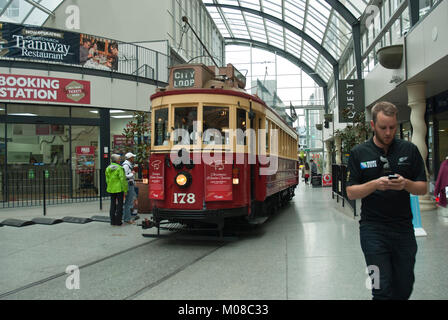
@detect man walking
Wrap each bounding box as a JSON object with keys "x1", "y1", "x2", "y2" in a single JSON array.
[
  {"x1": 346, "y1": 101, "x2": 427, "y2": 300},
  {"x1": 106, "y1": 154, "x2": 128, "y2": 226},
  {"x1": 122, "y1": 152, "x2": 136, "y2": 224}
]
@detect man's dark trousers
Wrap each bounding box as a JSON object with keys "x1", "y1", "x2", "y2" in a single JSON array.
[
  {"x1": 110, "y1": 192, "x2": 124, "y2": 225},
  {"x1": 360, "y1": 223, "x2": 417, "y2": 300}
]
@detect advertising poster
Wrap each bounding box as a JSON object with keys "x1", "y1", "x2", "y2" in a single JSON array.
[
  {"x1": 149, "y1": 156, "x2": 165, "y2": 200},
  {"x1": 79, "y1": 34, "x2": 118, "y2": 71},
  {"x1": 0, "y1": 22, "x2": 79, "y2": 64},
  {"x1": 205, "y1": 161, "x2": 233, "y2": 202},
  {"x1": 0, "y1": 22, "x2": 119, "y2": 71}
]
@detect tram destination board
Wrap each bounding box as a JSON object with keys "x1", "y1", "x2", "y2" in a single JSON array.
[{"x1": 173, "y1": 68, "x2": 195, "y2": 88}]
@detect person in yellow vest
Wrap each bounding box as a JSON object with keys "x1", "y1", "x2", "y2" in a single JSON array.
[{"x1": 105, "y1": 154, "x2": 128, "y2": 226}]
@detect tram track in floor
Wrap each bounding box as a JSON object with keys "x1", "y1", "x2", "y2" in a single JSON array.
[{"x1": 0, "y1": 234, "x2": 228, "y2": 300}]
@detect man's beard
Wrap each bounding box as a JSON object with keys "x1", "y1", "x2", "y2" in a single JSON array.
[{"x1": 374, "y1": 131, "x2": 393, "y2": 147}]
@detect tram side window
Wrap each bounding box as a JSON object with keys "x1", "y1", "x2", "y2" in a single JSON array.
[
  {"x1": 154, "y1": 108, "x2": 168, "y2": 146},
  {"x1": 203, "y1": 106, "x2": 229, "y2": 144},
  {"x1": 237, "y1": 108, "x2": 247, "y2": 145},
  {"x1": 173, "y1": 107, "x2": 197, "y2": 145}
]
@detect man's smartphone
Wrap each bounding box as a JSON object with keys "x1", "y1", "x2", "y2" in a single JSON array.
[{"x1": 388, "y1": 174, "x2": 398, "y2": 180}]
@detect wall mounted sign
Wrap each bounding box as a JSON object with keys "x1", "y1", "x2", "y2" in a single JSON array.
[
  {"x1": 0, "y1": 74, "x2": 90, "y2": 104},
  {"x1": 338, "y1": 79, "x2": 365, "y2": 123},
  {"x1": 0, "y1": 22, "x2": 119, "y2": 71}
]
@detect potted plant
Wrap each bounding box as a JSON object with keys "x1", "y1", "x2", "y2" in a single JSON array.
[{"x1": 316, "y1": 123, "x2": 323, "y2": 131}]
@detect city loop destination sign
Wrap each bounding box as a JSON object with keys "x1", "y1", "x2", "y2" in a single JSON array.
[{"x1": 0, "y1": 22, "x2": 79, "y2": 64}]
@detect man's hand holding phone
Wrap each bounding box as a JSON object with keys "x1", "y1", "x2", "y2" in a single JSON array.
[{"x1": 376, "y1": 174, "x2": 407, "y2": 191}]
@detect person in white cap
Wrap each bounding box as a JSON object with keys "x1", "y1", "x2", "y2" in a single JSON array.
[{"x1": 122, "y1": 152, "x2": 136, "y2": 224}]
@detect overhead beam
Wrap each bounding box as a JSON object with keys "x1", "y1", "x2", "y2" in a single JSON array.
[
  {"x1": 323, "y1": 0, "x2": 357, "y2": 25},
  {"x1": 24, "y1": 0, "x2": 55, "y2": 16},
  {"x1": 225, "y1": 37, "x2": 327, "y2": 87},
  {"x1": 226, "y1": 37, "x2": 330, "y2": 114},
  {"x1": 204, "y1": 3, "x2": 338, "y2": 66}
]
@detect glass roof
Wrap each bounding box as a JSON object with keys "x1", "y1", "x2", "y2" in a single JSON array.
[
  {"x1": 0, "y1": 0, "x2": 64, "y2": 26},
  {"x1": 202, "y1": 0, "x2": 369, "y2": 84}
]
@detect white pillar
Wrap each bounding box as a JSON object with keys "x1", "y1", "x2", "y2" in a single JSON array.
[
  {"x1": 325, "y1": 140, "x2": 332, "y2": 173},
  {"x1": 335, "y1": 136, "x2": 342, "y2": 165},
  {"x1": 407, "y1": 82, "x2": 436, "y2": 211}
]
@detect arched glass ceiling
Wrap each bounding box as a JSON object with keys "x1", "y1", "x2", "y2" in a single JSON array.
[
  {"x1": 0, "y1": 0, "x2": 63, "y2": 26},
  {"x1": 202, "y1": 0, "x2": 369, "y2": 84}
]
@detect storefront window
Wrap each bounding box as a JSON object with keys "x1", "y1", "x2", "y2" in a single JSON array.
[
  {"x1": 110, "y1": 109, "x2": 137, "y2": 154},
  {"x1": 71, "y1": 126, "x2": 100, "y2": 196},
  {"x1": 203, "y1": 106, "x2": 229, "y2": 145},
  {"x1": 7, "y1": 123, "x2": 70, "y2": 166},
  {"x1": 0, "y1": 104, "x2": 5, "y2": 115},
  {"x1": 438, "y1": 118, "x2": 448, "y2": 169},
  {"x1": 7, "y1": 104, "x2": 69, "y2": 117},
  {"x1": 71, "y1": 107, "x2": 100, "y2": 118},
  {"x1": 173, "y1": 107, "x2": 197, "y2": 145},
  {"x1": 0, "y1": 123, "x2": 4, "y2": 202},
  {"x1": 401, "y1": 122, "x2": 412, "y2": 141},
  {"x1": 154, "y1": 108, "x2": 168, "y2": 146}
]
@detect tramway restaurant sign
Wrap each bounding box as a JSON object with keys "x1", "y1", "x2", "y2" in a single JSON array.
[
  {"x1": 338, "y1": 79, "x2": 365, "y2": 123},
  {"x1": 0, "y1": 74, "x2": 91, "y2": 104},
  {"x1": 0, "y1": 22, "x2": 79, "y2": 64}
]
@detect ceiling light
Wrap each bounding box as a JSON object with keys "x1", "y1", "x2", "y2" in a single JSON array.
[
  {"x1": 9, "y1": 113, "x2": 37, "y2": 116},
  {"x1": 112, "y1": 115, "x2": 133, "y2": 119}
]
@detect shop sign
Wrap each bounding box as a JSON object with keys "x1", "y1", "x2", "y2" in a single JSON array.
[
  {"x1": 0, "y1": 74, "x2": 90, "y2": 104},
  {"x1": 338, "y1": 79, "x2": 364, "y2": 123}
]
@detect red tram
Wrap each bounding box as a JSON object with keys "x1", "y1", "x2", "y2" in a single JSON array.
[{"x1": 145, "y1": 63, "x2": 299, "y2": 237}]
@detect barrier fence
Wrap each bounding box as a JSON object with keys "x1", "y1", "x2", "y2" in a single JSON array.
[
  {"x1": 0, "y1": 167, "x2": 105, "y2": 211},
  {"x1": 332, "y1": 164, "x2": 357, "y2": 217}
]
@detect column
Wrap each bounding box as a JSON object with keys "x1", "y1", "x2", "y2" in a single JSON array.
[
  {"x1": 407, "y1": 82, "x2": 436, "y2": 211},
  {"x1": 335, "y1": 136, "x2": 342, "y2": 165}
]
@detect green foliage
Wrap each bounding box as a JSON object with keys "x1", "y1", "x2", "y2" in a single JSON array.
[
  {"x1": 334, "y1": 111, "x2": 370, "y2": 154},
  {"x1": 122, "y1": 111, "x2": 151, "y2": 168}
]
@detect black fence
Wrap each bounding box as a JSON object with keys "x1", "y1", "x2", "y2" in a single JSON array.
[
  {"x1": 332, "y1": 164, "x2": 357, "y2": 217},
  {"x1": 0, "y1": 167, "x2": 105, "y2": 211}
]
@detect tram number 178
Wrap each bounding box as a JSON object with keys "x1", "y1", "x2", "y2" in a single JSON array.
[{"x1": 173, "y1": 193, "x2": 196, "y2": 204}]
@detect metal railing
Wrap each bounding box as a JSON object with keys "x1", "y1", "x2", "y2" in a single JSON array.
[
  {"x1": 0, "y1": 167, "x2": 105, "y2": 210},
  {"x1": 331, "y1": 164, "x2": 357, "y2": 217}
]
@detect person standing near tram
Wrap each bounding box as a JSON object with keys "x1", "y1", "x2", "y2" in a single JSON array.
[{"x1": 346, "y1": 101, "x2": 427, "y2": 300}]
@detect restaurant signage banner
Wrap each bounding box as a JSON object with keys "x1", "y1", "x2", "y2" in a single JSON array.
[
  {"x1": 0, "y1": 74, "x2": 91, "y2": 104},
  {"x1": 0, "y1": 22, "x2": 119, "y2": 71}
]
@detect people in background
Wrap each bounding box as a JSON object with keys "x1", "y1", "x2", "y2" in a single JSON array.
[
  {"x1": 106, "y1": 154, "x2": 128, "y2": 226},
  {"x1": 122, "y1": 152, "x2": 136, "y2": 224},
  {"x1": 310, "y1": 159, "x2": 317, "y2": 177}
]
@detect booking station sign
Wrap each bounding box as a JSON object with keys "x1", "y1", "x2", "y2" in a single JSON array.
[{"x1": 0, "y1": 74, "x2": 91, "y2": 104}]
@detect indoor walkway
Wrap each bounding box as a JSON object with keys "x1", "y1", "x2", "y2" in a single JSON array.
[{"x1": 0, "y1": 183, "x2": 447, "y2": 300}]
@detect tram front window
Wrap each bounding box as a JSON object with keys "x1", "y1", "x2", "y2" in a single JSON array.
[
  {"x1": 173, "y1": 107, "x2": 197, "y2": 145},
  {"x1": 203, "y1": 106, "x2": 229, "y2": 145},
  {"x1": 154, "y1": 108, "x2": 168, "y2": 146}
]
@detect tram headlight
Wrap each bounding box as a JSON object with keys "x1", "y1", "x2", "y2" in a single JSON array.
[{"x1": 175, "y1": 172, "x2": 192, "y2": 188}]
